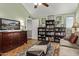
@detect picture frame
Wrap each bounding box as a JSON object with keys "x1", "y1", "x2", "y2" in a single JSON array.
[
  {"x1": 0, "y1": 18, "x2": 20, "y2": 30},
  {"x1": 40, "y1": 18, "x2": 46, "y2": 27},
  {"x1": 41, "y1": 18, "x2": 46, "y2": 24},
  {"x1": 56, "y1": 16, "x2": 62, "y2": 26}
]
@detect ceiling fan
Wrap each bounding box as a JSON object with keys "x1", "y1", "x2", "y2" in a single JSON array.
[{"x1": 34, "y1": 3, "x2": 49, "y2": 8}]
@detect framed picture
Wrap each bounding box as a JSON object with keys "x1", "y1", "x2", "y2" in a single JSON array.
[
  {"x1": 47, "y1": 15, "x2": 54, "y2": 20},
  {"x1": 56, "y1": 16, "x2": 62, "y2": 21},
  {"x1": 41, "y1": 18, "x2": 46, "y2": 24},
  {"x1": 0, "y1": 18, "x2": 20, "y2": 30},
  {"x1": 40, "y1": 18, "x2": 46, "y2": 27},
  {"x1": 56, "y1": 16, "x2": 62, "y2": 26}
]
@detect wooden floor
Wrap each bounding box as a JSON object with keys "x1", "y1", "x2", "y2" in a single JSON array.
[
  {"x1": 53, "y1": 43, "x2": 60, "y2": 56},
  {"x1": 1, "y1": 39, "x2": 60, "y2": 56}
]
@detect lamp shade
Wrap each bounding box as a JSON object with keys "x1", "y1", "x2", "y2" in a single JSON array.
[
  {"x1": 72, "y1": 21, "x2": 79, "y2": 28},
  {"x1": 72, "y1": 21, "x2": 79, "y2": 33}
]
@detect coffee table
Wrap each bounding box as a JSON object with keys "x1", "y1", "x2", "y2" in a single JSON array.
[{"x1": 26, "y1": 50, "x2": 44, "y2": 56}]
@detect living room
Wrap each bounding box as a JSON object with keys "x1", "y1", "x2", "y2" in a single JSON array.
[{"x1": 0, "y1": 3, "x2": 79, "y2": 56}]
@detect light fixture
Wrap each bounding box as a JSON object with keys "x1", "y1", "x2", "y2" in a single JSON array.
[
  {"x1": 34, "y1": 3, "x2": 49, "y2": 8},
  {"x1": 34, "y1": 3, "x2": 38, "y2": 5},
  {"x1": 34, "y1": 3, "x2": 41, "y2": 5},
  {"x1": 38, "y1": 3, "x2": 41, "y2": 5}
]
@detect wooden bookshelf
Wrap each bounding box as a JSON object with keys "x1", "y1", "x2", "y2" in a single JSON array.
[
  {"x1": 46, "y1": 20, "x2": 55, "y2": 41},
  {"x1": 38, "y1": 20, "x2": 66, "y2": 43},
  {"x1": 38, "y1": 27, "x2": 46, "y2": 41},
  {"x1": 54, "y1": 27, "x2": 65, "y2": 43}
]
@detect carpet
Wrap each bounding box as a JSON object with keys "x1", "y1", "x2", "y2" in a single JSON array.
[{"x1": 17, "y1": 43, "x2": 53, "y2": 56}]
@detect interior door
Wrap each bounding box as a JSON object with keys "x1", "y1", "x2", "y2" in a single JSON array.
[
  {"x1": 27, "y1": 18, "x2": 32, "y2": 39},
  {"x1": 32, "y1": 19, "x2": 39, "y2": 39}
]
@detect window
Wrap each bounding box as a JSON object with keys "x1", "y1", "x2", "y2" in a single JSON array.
[{"x1": 66, "y1": 16, "x2": 74, "y2": 28}]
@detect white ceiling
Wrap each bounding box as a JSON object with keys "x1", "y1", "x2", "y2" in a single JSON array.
[{"x1": 22, "y1": 3, "x2": 78, "y2": 18}]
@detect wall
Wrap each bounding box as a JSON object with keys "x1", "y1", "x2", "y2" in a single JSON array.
[
  {"x1": 39, "y1": 13, "x2": 75, "y2": 26},
  {"x1": 0, "y1": 3, "x2": 31, "y2": 30},
  {"x1": 76, "y1": 4, "x2": 79, "y2": 24},
  {"x1": 75, "y1": 4, "x2": 79, "y2": 32}
]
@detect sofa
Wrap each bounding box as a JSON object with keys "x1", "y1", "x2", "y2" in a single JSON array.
[{"x1": 60, "y1": 33, "x2": 79, "y2": 56}]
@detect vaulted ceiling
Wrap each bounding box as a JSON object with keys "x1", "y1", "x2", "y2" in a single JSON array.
[{"x1": 22, "y1": 3, "x2": 78, "y2": 18}]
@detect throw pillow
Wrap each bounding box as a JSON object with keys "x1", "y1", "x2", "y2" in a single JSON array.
[{"x1": 69, "y1": 33, "x2": 78, "y2": 44}]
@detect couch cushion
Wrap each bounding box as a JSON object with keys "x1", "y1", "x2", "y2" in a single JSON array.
[
  {"x1": 60, "y1": 46, "x2": 79, "y2": 56},
  {"x1": 60, "y1": 39, "x2": 74, "y2": 47},
  {"x1": 60, "y1": 39, "x2": 79, "y2": 49},
  {"x1": 76, "y1": 37, "x2": 79, "y2": 46}
]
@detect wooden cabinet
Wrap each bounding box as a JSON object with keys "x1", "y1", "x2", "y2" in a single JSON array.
[
  {"x1": 2, "y1": 32, "x2": 12, "y2": 51},
  {"x1": 21, "y1": 31, "x2": 27, "y2": 43},
  {"x1": 0, "y1": 33, "x2": 2, "y2": 51},
  {"x1": 14, "y1": 32, "x2": 21, "y2": 46},
  {"x1": 0, "y1": 31, "x2": 27, "y2": 53}
]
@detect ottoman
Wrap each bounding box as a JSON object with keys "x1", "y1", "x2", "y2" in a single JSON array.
[{"x1": 26, "y1": 50, "x2": 44, "y2": 56}]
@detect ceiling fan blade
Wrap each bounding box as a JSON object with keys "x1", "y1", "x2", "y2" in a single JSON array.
[
  {"x1": 34, "y1": 5, "x2": 37, "y2": 8},
  {"x1": 42, "y1": 3, "x2": 49, "y2": 7}
]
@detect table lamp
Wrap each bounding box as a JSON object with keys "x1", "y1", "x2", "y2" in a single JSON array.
[{"x1": 72, "y1": 21, "x2": 78, "y2": 33}]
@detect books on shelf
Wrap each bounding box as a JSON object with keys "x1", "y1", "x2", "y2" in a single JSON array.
[
  {"x1": 46, "y1": 28, "x2": 54, "y2": 31},
  {"x1": 46, "y1": 32, "x2": 54, "y2": 36},
  {"x1": 46, "y1": 25, "x2": 54, "y2": 28},
  {"x1": 39, "y1": 32, "x2": 45, "y2": 35},
  {"x1": 38, "y1": 29, "x2": 45, "y2": 31},
  {"x1": 38, "y1": 35, "x2": 45, "y2": 37}
]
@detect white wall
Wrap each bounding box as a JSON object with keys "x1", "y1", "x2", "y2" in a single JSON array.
[{"x1": 76, "y1": 4, "x2": 79, "y2": 24}]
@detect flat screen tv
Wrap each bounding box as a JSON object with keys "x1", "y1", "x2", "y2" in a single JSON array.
[{"x1": 0, "y1": 18, "x2": 20, "y2": 30}]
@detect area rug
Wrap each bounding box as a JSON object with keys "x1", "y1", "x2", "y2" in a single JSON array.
[{"x1": 17, "y1": 43, "x2": 53, "y2": 56}]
